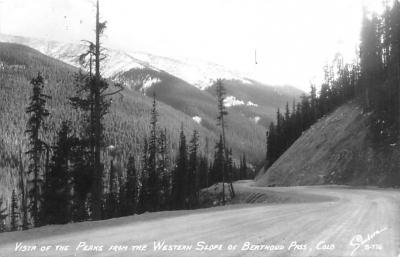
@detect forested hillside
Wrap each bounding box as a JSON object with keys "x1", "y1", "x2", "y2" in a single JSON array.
[
  {"x1": 115, "y1": 69, "x2": 269, "y2": 157},
  {"x1": 0, "y1": 33, "x2": 256, "y2": 230},
  {"x1": 0, "y1": 42, "x2": 221, "y2": 225},
  {"x1": 0, "y1": 42, "x2": 214, "y2": 194}
]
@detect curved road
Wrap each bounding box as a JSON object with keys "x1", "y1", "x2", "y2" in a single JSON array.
[{"x1": 0, "y1": 183, "x2": 399, "y2": 257}]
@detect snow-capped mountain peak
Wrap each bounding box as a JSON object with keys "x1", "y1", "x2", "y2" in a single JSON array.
[
  {"x1": 0, "y1": 34, "x2": 253, "y2": 90},
  {"x1": 128, "y1": 51, "x2": 253, "y2": 90}
]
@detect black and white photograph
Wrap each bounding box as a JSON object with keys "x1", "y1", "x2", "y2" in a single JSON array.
[{"x1": 0, "y1": 0, "x2": 399, "y2": 256}]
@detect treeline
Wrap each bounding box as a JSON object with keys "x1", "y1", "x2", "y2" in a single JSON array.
[
  {"x1": 358, "y1": 1, "x2": 400, "y2": 138},
  {"x1": 0, "y1": 1, "x2": 253, "y2": 232}
]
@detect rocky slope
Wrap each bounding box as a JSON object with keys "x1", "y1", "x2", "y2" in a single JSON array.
[{"x1": 256, "y1": 101, "x2": 400, "y2": 187}]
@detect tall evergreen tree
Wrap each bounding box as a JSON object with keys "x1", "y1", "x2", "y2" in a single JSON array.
[
  {"x1": 171, "y1": 126, "x2": 188, "y2": 209},
  {"x1": 147, "y1": 93, "x2": 160, "y2": 211},
  {"x1": 158, "y1": 128, "x2": 170, "y2": 210},
  {"x1": 240, "y1": 153, "x2": 248, "y2": 180},
  {"x1": 198, "y1": 156, "x2": 209, "y2": 189},
  {"x1": 106, "y1": 159, "x2": 119, "y2": 218},
  {"x1": 10, "y1": 190, "x2": 19, "y2": 231},
  {"x1": 389, "y1": 1, "x2": 400, "y2": 128},
  {"x1": 215, "y1": 79, "x2": 235, "y2": 203},
  {"x1": 211, "y1": 135, "x2": 224, "y2": 185},
  {"x1": 360, "y1": 10, "x2": 383, "y2": 110},
  {"x1": 226, "y1": 148, "x2": 234, "y2": 186},
  {"x1": 124, "y1": 156, "x2": 137, "y2": 215},
  {"x1": 137, "y1": 139, "x2": 149, "y2": 214},
  {"x1": 18, "y1": 149, "x2": 28, "y2": 230},
  {"x1": 41, "y1": 122, "x2": 72, "y2": 224},
  {"x1": 69, "y1": 0, "x2": 123, "y2": 220},
  {"x1": 188, "y1": 130, "x2": 199, "y2": 208},
  {"x1": 266, "y1": 122, "x2": 276, "y2": 166},
  {"x1": 310, "y1": 85, "x2": 318, "y2": 121},
  {"x1": 25, "y1": 73, "x2": 50, "y2": 227},
  {"x1": 70, "y1": 136, "x2": 91, "y2": 222}
]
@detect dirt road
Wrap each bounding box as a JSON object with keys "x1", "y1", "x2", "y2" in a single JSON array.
[{"x1": 0, "y1": 182, "x2": 399, "y2": 257}]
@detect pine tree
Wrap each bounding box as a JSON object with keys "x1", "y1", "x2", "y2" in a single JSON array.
[
  {"x1": 125, "y1": 156, "x2": 137, "y2": 215},
  {"x1": 226, "y1": 148, "x2": 234, "y2": 184},
  {"x1": 25, "y1": 73, "x2": 50, "y2": 227},
  {"x1": 106, "y1": 159, "x2": 119, "y2": 218},
  {"x1": 147, "y1": 93, "x2": 160, "y2": 211},
  {"x1": 239, "y1": 155, "x2": 243, "y2": 180},
  {"x1": 241, "y1": 154, "x2": 247, "y2": 180},
  {"x1": 158, "y1": 128, "x2": 170, "y2": 210},
  {"x1": 310, "y1": 85, "x2": 318, "y2": 121},
  {"x1": 360, "y1": 10, "x2": 382, "y2": 110},
  {"x1": 41, "y1": 122, "x2": 72, "y2": 224},
  {"x1": 266, "y1": 121, "x2": 277, "y2": 166},
  {"x1": 300, "y1": 94, "x2": 311, "y2": 131},
  {"x1": 70, "y1": 136, "x2": 91, "y2": 222},
  {"x1": 319, "y1": 83, "x2": 332, "y2": 115},
  {"x1": 171, "y1": 126, "x2": 188, "y2": 209},
  {"x1": 390, "y1": 1, "x2": 400, "y2": 129},
  {"x1": 198, "y1": 156, "x2": 209, "y2": 189},
  {"x1": 18, "y1": 149, "x2": 28, "y2": 230},
  {"x1": 188, "y1": 130, "x2": 199, "y2": 208},
  {"x1": 69, "y1": 0, "x2": 123, "y2": 220},
  {"x1": 211, "y1": 135, "x2": 224, "y2": 184},
  {"x1": 118, "y1": 174, "x2": 127, "y2": 216},
  {"x1": 215, "y1": 79, "x2": 235, "y2": 204},
  {"x1": 0, "y1": 198, "x2": 7, "y2": 232},
  {"x1": 137, "y1": 139, "x2": 149, "y2": 214},
  {"x1": 10, "y1": 190, "x2": 19, "y2": 231}
]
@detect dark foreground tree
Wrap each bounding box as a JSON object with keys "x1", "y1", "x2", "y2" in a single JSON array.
[
  {"x1": 42, "y1": 122, "x2": 73, "y2": 224},
  {"x1": 147, "y1": 93, "x2": 160, "y2": 211},
  {"x1": 18, "y1": 149, "x2": 28, "y2": 230},
  {"x1": 124, "y1": 156, "x2": 138, "y2": 215},
  {"x1": 172, "y1": 126, "x2": 188, "y2": 209},
  {"x1": 10, "y1": 190, "x2": 19, "y2": 231},
  {"x1": 188, "y1": 130, "x2": 199, "y2": 208},
  {"x1": 137, "y1": 139, "x2": 149, "y2": 213},
  {"x1": 25, "y1": 73, "x2": 50, "y2": 227},
  {"x1": 0, "y1": 198, "x2": 7, "y2": 232},
  {"x1": 215, "y1": 79, "x2": 235, "y2": 203},
  {"x1": 69, "y1": 0, "x2": 123, "y2": 220}
]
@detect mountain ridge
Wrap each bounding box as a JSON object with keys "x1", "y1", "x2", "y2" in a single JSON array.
[{"x1": 0, "y1": 33, "x2": 303, "y2": 95}]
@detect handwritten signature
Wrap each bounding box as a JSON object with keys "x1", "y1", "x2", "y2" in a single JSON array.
[{"x1": 349, "y1": 227, "x2": 387, "y2": 256}]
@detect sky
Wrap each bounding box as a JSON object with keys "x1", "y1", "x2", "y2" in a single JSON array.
[{"x1": 0, "y1": 0, "x2": 384, "y2": 91}]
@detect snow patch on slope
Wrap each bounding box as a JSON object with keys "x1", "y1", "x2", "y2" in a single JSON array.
[
  {"x1": 251, "y1": 116, "x2": 261, "y2": 124},
  {"x1": 224, "y1": 96, "x2": 259, "y2": 108},
  {"x1": 247, "y1": 101, "x2": 258, "y2": 107},
  {"x1": 192, "y1": 116, "x2": 202, "y2": 124},
  {"x1": 224, "y1": 96, "x2": 245, "y2": 107},
  {"x1": 142, "y1": 76, "x2": 161, "y2": 90}
]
